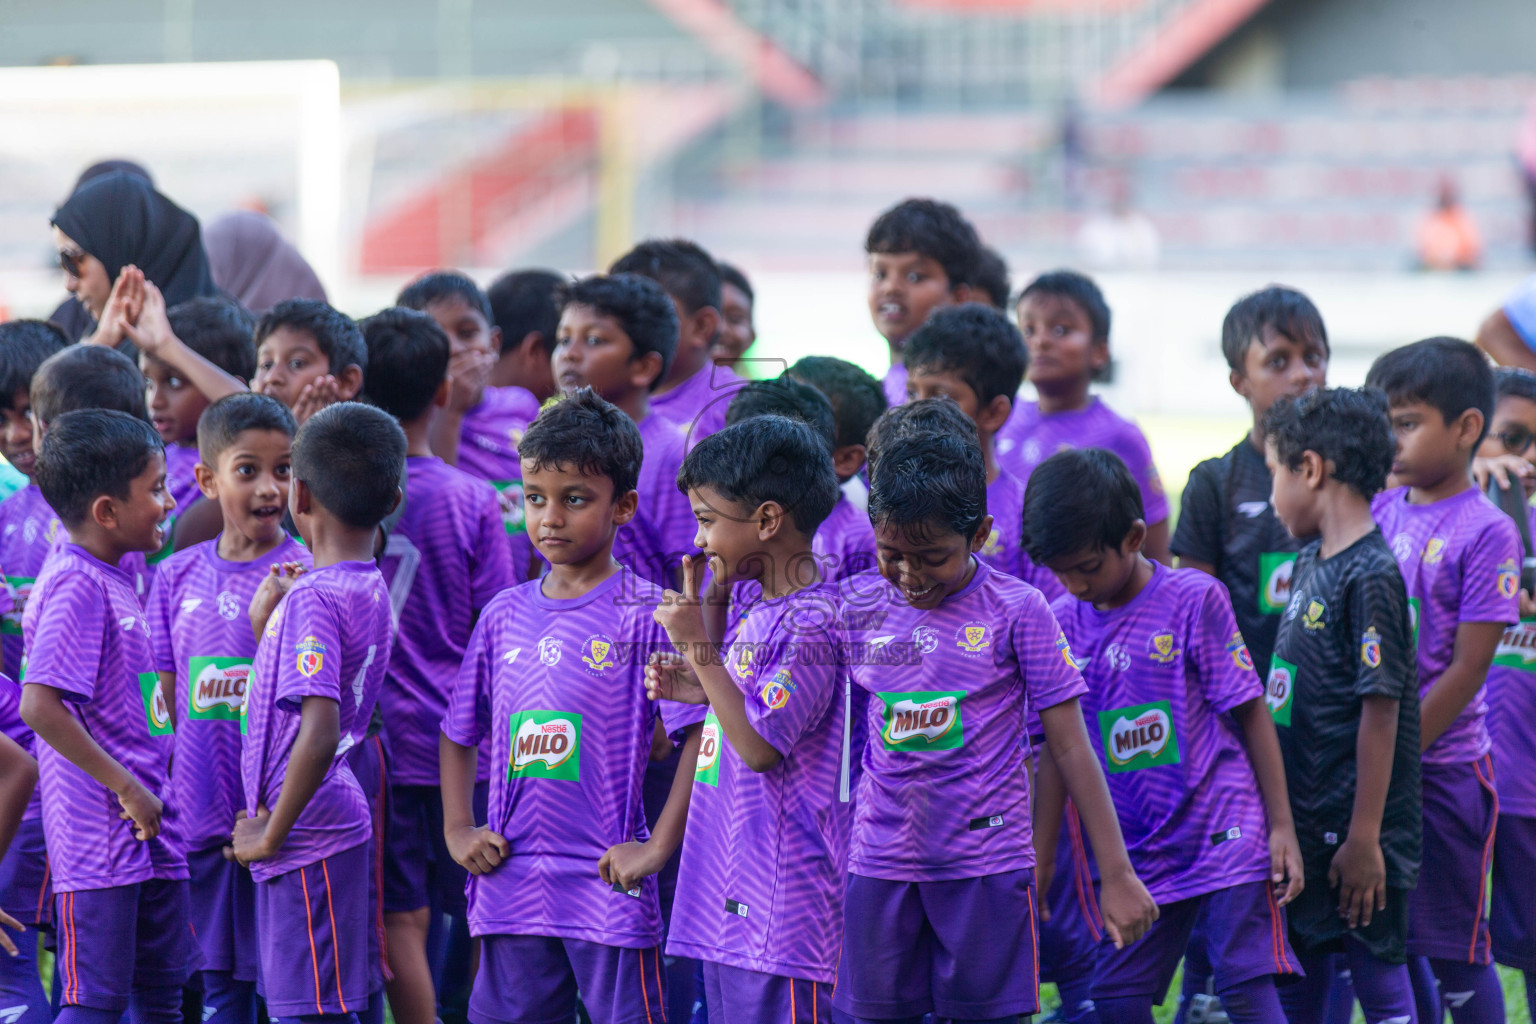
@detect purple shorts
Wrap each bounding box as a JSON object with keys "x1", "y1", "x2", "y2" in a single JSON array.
[
  {"x1": 1040, "y1": 804, "x2": 1101, "y2": 984},
  {"x1": 700, "y1": 960, "x2": 829, "y2": 1024},
  {"x1": 188, "y1": 844, "x2": 258, "y2": 980},
  {"x1": 54, "y1": 878, "x2": 198, "y2": 1011},
  {"x1": 833, "y1": 868, "x2": 1040, "y2": 1021},
  {"x1": 383, "y1": 783, "x2": 484, "y2": 916},
  {"x1": 0, "y1": 818, "x2": 50, "y2": 926},
  {"x1": 1090, "y1": 880, "x2": 1301, "y2": 1000},
  {"x1": 1493, "y1": 812, "x2": 1536, "y2": 971},
  {"x1": 255, "y1": 842, "x2": 372, "y2": 1017},
  {"x1": 468, "y1": 933, "x2": 666, "y2": 1024},
  {"x1": 1408, "y1": 756, "x2": 1497, "y2": 964}
]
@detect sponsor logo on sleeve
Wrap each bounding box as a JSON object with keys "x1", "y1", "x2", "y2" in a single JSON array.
[
  {"x1": 295, "y1": 636, "x2": 326, "y2": 678},
  {"x1": 1266, "y1": 656, "x2": 1296, "y2": 726},
  {"x1": 695, "y1": 713, "x2": 722, "y2": 786},
  {"x1": 1098, "y1": 700, "x2": 1180, "y2": 772},
  {"x1": 956, "y1": 622, "x2": 990, "y2": 654},
  {"x1": 1258, "y1": 552, "x2": 1297, "y2": 615},
  {"x1": 759, "y1": 669, "x2": 795, "y2": 710},
  {"x1": 1499, "y1": 560, "x2": 1520, "y2": 600},
  {"x1": 1227, "y1": 632, "x2": 1255, "y2": 673},
  {"x1": 1056, "y1": 632, "x2": 1080, "y2": 670},
  {"x1": 878, "y1": 691, "x2": 965, "y2": 751},
  {"x1": 508, "y1": 710, "x2": 582, "y2": 781},
  {"x1": 139, "y1": 672, "x2": 173, "y2": 737},
  {"x1": 187, "y1": 657, "x2": 252, "y2": 721},
  {"x1": 1360, "y1": 627, "x2": 1383, "y2": 669}
]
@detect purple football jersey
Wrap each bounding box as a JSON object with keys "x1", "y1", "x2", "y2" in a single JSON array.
[
  {"x1": 997, "y1": 398, "x2": 1170, "y2": 526},
  {"x1": 380, "y1": 457, "x2": 513, "y2": 785},
  {"x1": 649, "y1": 362, "x2": 745, "y2": 446},
  {"x1": 0, "y1": 485, "x2": 62, "y2": 681},
  {"x1": 162, "y1": 442, "x2": 203, "y2": 515},
  {"x1": 44, "y1": 530, "x2": 153, "y2": 609},
  {"x1": 1051, "y1": 564, "x2": 1271, "y2": 903},
  {"x1": 148, "y1": 535, "x2": 311, "y2": 851},
  {"x1": 614, "y1": 414, "x2": 698, "y2": 591},
  {"x1": 441, "y1": 568, "x2": 679, "y2": 947},
  {"x1": 668, "y1": 581, "x2": 849, "y2": 984},
  {"x1": 882, "y1": 364, "x2": 906, "y2": 410},
  {"x1": 980, "y1": 469, "x2": 1065, "y2": 602},
  {"x1": 1373, "y1": 486, "x2": 1520, "y2": 765},
  {"x1": 841, "y1": 561, "x2": 1085, "y2": 882},
  {"x1": 812, "y1": 493, "x2": 877, "y2": 582},
  {"x1": 23, "y1": 544, "x2": 185, "y2": 892},
  {"x1": 1489, "y1": 506, "x2": 1536, "y2": 815},
  {"x1": 239, "y1": 561, "x2": 393, "y2": 882},
  {"x1": 456, "y1": 385, "x2": 542, "y2": 585}
]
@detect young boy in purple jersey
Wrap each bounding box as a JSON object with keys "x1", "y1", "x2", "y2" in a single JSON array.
[
  {"x1": 1023, "y1": 447, "x2": 1303, "y2": 1024},
  {"x1": 359, "y1": 308, "x2": 514, "y2": 1024},
  {"x1": 554, "y1": 273, "x2": 697, "y2": 592},
  {"x1": 145, "y1": 392, "x2": 303, "y2": 1024},
  {"x1": 21, "y1": 409, "x2": 194, "y2": 1024},
  {"x1": 714, "y1": 263, "x2": 756, "y2": 367},
  {"x1": 1365, "y1": 339, "x2": 1521, "y2": 1024},
  {"x1": 641, "y1": 414, "x2": 846, "y2": 1024},
  {"x1": 399, "y1": 272, "x2": 540, "y2": 584},
  {"x1": 1260, "y1": 388, "x2": 1421, "y2": 1024},
  {"x1": 486, "y1": 268, "x2": 561, "y2": 403},
  {"x1": 786, "y1": 356, "x2": 887, "y2": 582},
  {"x1": 611, "y1": 240, "x2": 743, "y2": 443},
  {"x1": 832, "y1": 430, "x2": 1156, "y2": 1024},
  {"x1": 250, "y1": 299, "x2": 368, "y2": 425},
  {"x1": 233, "y1": 402, "x2": 405, "y2": 1024},
  {"x1": 439, "y1": 388, "x2": 701, "y2": 1024},
  {"x1": 864, "y1": 199, "x2": 984, "y2": 409},
  {"x1": 1478, "y1": 368, "x2": 1536, "y2": 1015},
  {"x1": 1004, "y1": 270, "x2": 1172, "y2": 564}
]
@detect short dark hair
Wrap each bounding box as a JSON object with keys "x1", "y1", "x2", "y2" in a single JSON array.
[
  {"x1": 1495, "y1": 367, "x2": 1536, "y2": 404},
  {"x1": 678, "y1": 415, "x2": 840, "y2": 535},
  {"x1": 0, "y1": 321, "x2": 67, "y2": 410},
  {"x1": 865, "y1": 199, "x2": 983, "y2": 290},
  {"x1": 396, "y1": 270, "x2": 494, "y2": 326},
  {"x1": 868, "y1": 432, "x2": 986, "y2": 542},
  {"x1": 167, "y1": 297, "x2": 257, "y2": 382},
  {"x1": 974, "y1": 247, "x2": 1011, "y2": 309},
  {"x1": 1221, "y1": 285, "x2": 1329, "y2": 373},
  {"x1": 487, "y1": 269, "x2": 563, "y2": 358},
  {"x1": 610, "y1": 239, "x2": 722, "y2": 314},
  {"x1": 866, "y1": 397, "x2": 979, "y2": 476},
  {"x1": 519, "y1": 388, "x2": 643, "y2": 496},
  {"x1": 1019, "y1": 269, "x2": 1112, "y2": 343},
  {"x1": 197, "y1": 392, "x2": 296, "y2": 467},
  {"x1": 31, "y1": 345, "x2": 148, "y2": 425},
  {"x1": 1021, "y1": 448, "x2": 1144, "y2": 564},
  {"x1": 292, "y1": 402, "x2": 406, "y2": 530},
  {"x1": 36, "y1": 409, "x2": 163, "y2": 527},
  {"x1": 718, "y1": 263, "x2": 754, "y2": 304},
  {"x1": 360, "y1": 307, "x2": 450, "y2": 423},
  {"x1": 1262, "y1": 387, "x2": 1395, "y2": 500},
  {"x1": 560, "y1": 274, "x2": 679, "y2": 389},
  {"x1": 1366, "y1": 336, "x2": 1493, "y2": 446},
  {"x1": 255, "y1": 300, "x2": 367, "y2": 376},
  {"x1": 724, "y1": 378, "x2": 836, "y2": 451},
  {"x1": 903, "y1": 304, "x2": 1027, "y2": 409},
  {"x1": 787, "y1": 356, "x2": 887, "y2": 450}
]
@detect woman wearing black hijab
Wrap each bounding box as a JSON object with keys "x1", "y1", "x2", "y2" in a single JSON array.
[{"x1": 49, "y1": 170, "x2": 217, "y2": 347}]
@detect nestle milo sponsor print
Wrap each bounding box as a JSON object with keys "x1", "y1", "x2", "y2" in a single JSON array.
[
  {"x1": 1495, "y1": 620, "x2": 1536, "y2": 674},
  {"x1": 1098, "y1": 700, "x2": 1180, "y2": 772},
  {"x1": 0, "y1": 576, "x2": 34, "y2": 636},
  {"x1": 1266, "y1": 656, "x2": 1295, "y2": 726},
  {"x1": 187, "y1": 657, "x2": 251, "y2": 721},
  {"x1": 491, "y1": 481, "x2": 527, "y2": 537},
  {"x1": 878, "y1": 691, "x2": 965, "y2": 751},
  {"x1": 694, "y1": 712, "x2": 722, "y2": 786},
  {"x1": 508, "y1": 710, "x2": 582, "y2": 780},
  {"x1": 1258, "y1": 553, "x2": 1296, "y2": 615},
  {"x1": 139, "y1": 672, "x2": 173, "y2": 737}
]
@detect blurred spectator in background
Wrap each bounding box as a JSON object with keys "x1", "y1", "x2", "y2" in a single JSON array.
[
  {"x1": 48, "y1": 159, "x2": 155, "y2": 341},
  {"x1": 1520, "y1": 97, "x2": 1536, "y2": 257},
  {"x1": 1415, "y1": 175, "x2": 1482, "y2": 271},
  {"x1": 714, "y1": 262, "x2": 756, "y2": 366},
  {"x1": 1477, "y1": 272, "x2": 1536, "y2": 372},
  {"x1": 204, "y1": 209, "x2": 327, "y2": 314},
  {"x1": 1077, "y1": 174, "x2": 1160, "y2": 271}
]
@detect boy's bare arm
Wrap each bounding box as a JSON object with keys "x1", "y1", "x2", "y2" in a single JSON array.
[
  {"x1": 601, "y1": 724, "x2": 703, "y2": 890},
  {"x1": 1332, "y1": 695, "x2": 1399, "y2": 929},
  {"x1": 1420, "y1": 621, "x2": 1502, "y2": 752},
  {"x1": 440, "y1": 731, "x2": 507, "y2": 874},
  {"x1": 0, "y1": 732, "x2": 37, "y2": 863},
  {"x1": 231, "y1": 695, "x2": 337, "y2": 864},
  {"x1": 123, "y1": 281, "x2": 247, "y2": 402},
  {"x1": 1232, "y1": 696, "x2": 1303, "y2": 904}
]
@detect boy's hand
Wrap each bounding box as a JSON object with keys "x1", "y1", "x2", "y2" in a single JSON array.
[
  {"x1": 1520, "y1": 589, "x2": 1536, "y2": 621},
  {"x1": 290, "y1": 376, "x2": 341, "y2": 425},
  {"x1": 1097, "y1": 864, "x2": 1158, "y2": 949},
  {"x1": 1473, "y1": 453, "x2": 1536, "y2": 497},
  {"x1": 1330, "y1": 833, "x2": 1386, "y2": 929},
  {"x1": 598, "y1": 840, "x2": 668, "y2": 893},
  {"x1": 250, "y1": 562, "x2": 306, "y2": 640},
  {"x1": 231, "y1": 807, "x2": 276, "y2": 865},
  {"x1": 653, "y1": 555, "x2": 711, "y2": 648},
  {"x1": 0, "y1": 909, "x2": 22, "y2": 957},
  {"x1": 645, "y1": 651, "x2": 707, "y2": 704},
  {"x1": 1269, "y1": 823, "x2": 1305, "y2": 906},
  {"x1": 446, "y1": 349, "x2": 491, "y2": 414},
  {"x1": 1034, "y1": 855, "x2": 1056, "y2": 922},
  {"x1": 446, "y1": 824, "x2": 509, "y2": 875},
  {"x1": 114, "y1": 777, "x2": 162, "y2": 841},
  {"x1": 120, "y1": 280, "x2": 176, "y2": 357},
  {"x1": 86, "y1": 266, "x2": 145, "y2": 348}
]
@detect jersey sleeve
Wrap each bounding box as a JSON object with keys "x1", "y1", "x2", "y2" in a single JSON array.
[
  {"x1": 146, "y1": 566, "x2": 175, "y2": 674},
  {"x1": 270, "y1": 585, "x2": 345, "y2": 711},
  {"x1": 1347, "y1": 567, "x2": 1417, "y2": 702},
  {"x1": 441, "y1": 609, "x2": 494, "y2": 748},
  {"x1": 469, "y1": 486, "x2": 515, "y2": 613},
  {"x1": 1118, "y1": 421, "x2": 1170, "y2": 526},
  {"x1": 1170, "y1": 459, "x2": 1222, "y2": 565},
  {"x1": 1013, "y1": 587, "x2": 1089, "y2": 717},
  {"x1": 24, "y1": 574, "x2": 105, "y2": 702},
  {"x1": 741, "y1": 620, "x2": 840, "y2": 758},
  {"x1": 1458, "y1": 516, "x2": 1521, "y2": 626},
  {"x1": 1191, "y1": 579, "x2": 1263, "y2": 713}
]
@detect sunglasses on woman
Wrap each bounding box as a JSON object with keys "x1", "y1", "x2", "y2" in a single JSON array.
[{"x1": 57, "y1": 246, "x2": 87, "y2": 279}]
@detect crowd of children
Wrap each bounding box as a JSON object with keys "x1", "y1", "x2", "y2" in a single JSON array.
[{"x1": 0, "y1": 180, "x2": 1531, "y2": 1024}]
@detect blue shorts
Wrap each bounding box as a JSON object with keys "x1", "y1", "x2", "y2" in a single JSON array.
[
  {"x1": 0, "y1": 819, "x2": 49, "y2": 926},
  {"x1": 1408, "y1": 757, "x2": 1497, "y2": 964},
  {"x1": 1040, "y1": 803, "x2": 1101, "y2": 984},
  {"x1": 469, "y1": 934, "x2": 666, "y2": 1024},
  {"x1": 188, "y1": 844, "x2": 258, "y2": 980},
  {"x1": 1492, "y1": 812, "x2": 1536, "y2": 971},
  {"x1": 383, "y1": 783, "x2": 484, "y2": 917},
  {"x1": 255, "y1": 843, "x2": 372, "y2": 1017},
  {"x1": 55, "y1": 878, "x2": 198, "y2": 1011},
  {"x1": 701, "y1": 961, "x2": 828, "y2": 1024}
]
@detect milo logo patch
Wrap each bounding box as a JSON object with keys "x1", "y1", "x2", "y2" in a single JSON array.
[
  {"x1": 1099, "y1": 700, "x2": 1179, "y2": 772},
  {"x1": 187, "y1": 657, "x2": 251, "y2": 721},
  {"x1": 1408, "y1": 597, "x2": 1421, "y2": 649},
  {"x1": 878, "y1": 691, "x2": 965, "y2": 751},
  {"x1": 509, "y1": 710, "x2": 582, "y2": 780},
  {"x1": 0, "y1": 576, "x2": 34, "y2": 636},
  {"x1": 1266, "y1": 656, "x2": 1295, "y2": 726},
  {"x1": 695, "y1": 713, "x2": 722, "y2": 786},
  {"x1": 1258, "y1": 552, "x2": 1296, "y2": 615},
  {"x1": 139, "y1": 672, "x2": 173, "y2": 737},
  {"x1": 492, "y1": 481, "x2": 526, "y2": 537},
  {"x1": 1495, "y1": 620, "x2": 1536, "y2": 674}
]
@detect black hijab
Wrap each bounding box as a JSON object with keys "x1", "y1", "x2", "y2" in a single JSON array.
[{"x1": 50, "y1": 171, "x2": 217, "y2": 308}]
